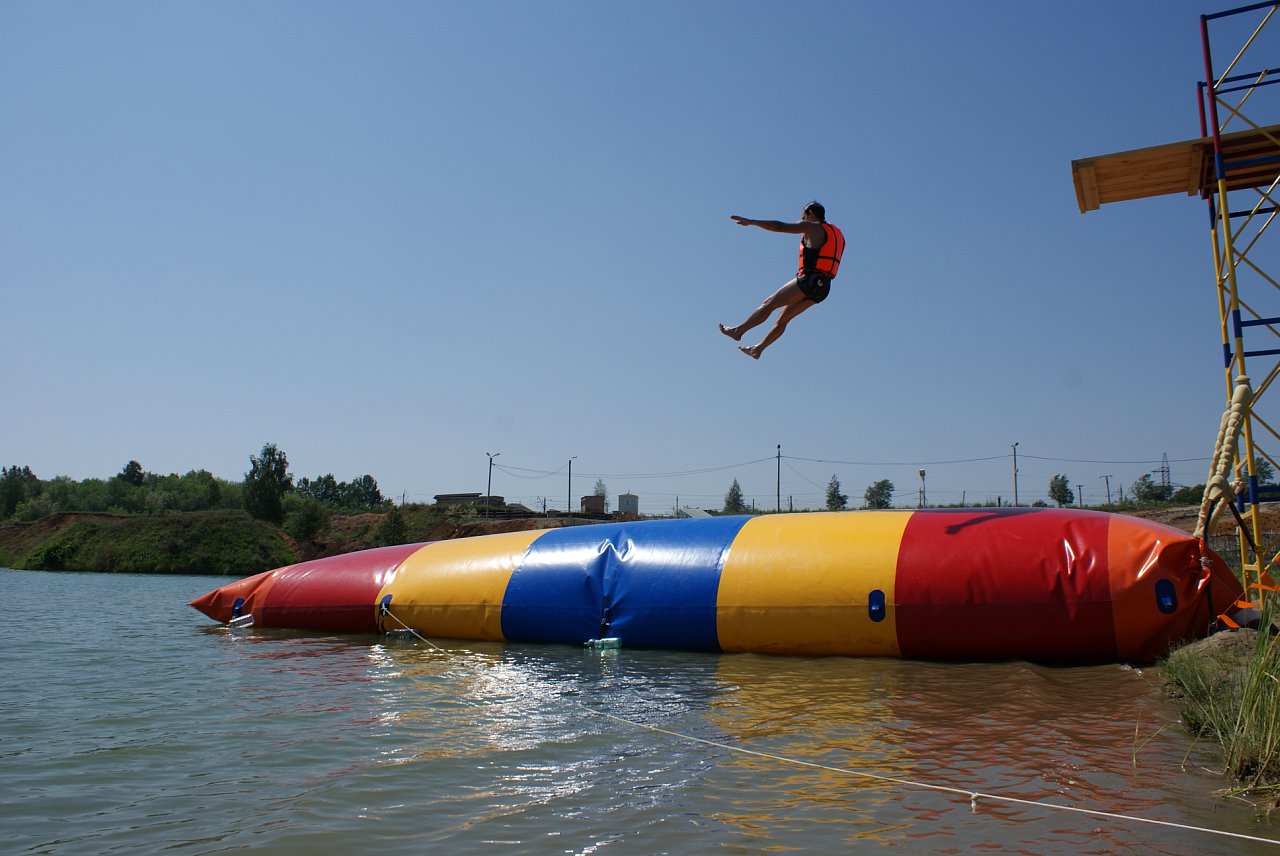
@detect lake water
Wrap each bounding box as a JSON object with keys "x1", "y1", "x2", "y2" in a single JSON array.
[{"x1": 2, "y1": 567, "x2": 1276, "y2": 855}]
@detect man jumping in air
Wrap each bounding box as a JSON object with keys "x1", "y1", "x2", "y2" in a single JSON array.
[{"x1": 718, "y1": 201, "x2": 846, "y2": 359}]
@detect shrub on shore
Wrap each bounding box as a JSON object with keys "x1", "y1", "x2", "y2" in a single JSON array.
[{"x1": 1164, "y1": 617, "x2": 1280, "y2": 803}]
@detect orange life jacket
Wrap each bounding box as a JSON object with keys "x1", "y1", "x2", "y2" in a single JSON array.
[{"x1": 797, "y1": 222, "x2": 845, "y2": 278}]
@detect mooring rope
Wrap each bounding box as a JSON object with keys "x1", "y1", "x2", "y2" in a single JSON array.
[
  {"x1": 595, "y1": 712, "x2": 1280, "y2": 847},
  {"x1": 377, "y1": 607, "x2": 1280, "y2": 848}
]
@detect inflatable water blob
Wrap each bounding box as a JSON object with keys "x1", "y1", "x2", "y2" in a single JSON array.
[{"x1": 190, "y1": 508, "x2": 1243, "y2": 664}]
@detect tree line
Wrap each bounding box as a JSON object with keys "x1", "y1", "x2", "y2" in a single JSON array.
[
  {"x1": 720, "y1": 475, "x2": 895, "y2": 513},
  {"x1": 721, "y1": 469, "x2": 1235, "y2": 514},
  {"x1": 4, "y1": 445, "x2": 1246, "y2": 532},
  {"x1": 1045, "y1": 465, "x2": 1274, "y2": 508},
  {"x1": 1, "y1": 444, "x2": 388, "y2": 539}
]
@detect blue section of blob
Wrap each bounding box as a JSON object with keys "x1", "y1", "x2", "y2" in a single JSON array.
[{"x1": 500, "y1": 516, "x2": 753, "y2": 650}]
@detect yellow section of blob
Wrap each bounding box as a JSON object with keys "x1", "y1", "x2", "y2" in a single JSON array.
[
  {"x1": 378, "y1": 529, "x2": 546, "y2": 642},
  {"x1": 716, "y1": 512, "x2": 910, "y2": 656}
]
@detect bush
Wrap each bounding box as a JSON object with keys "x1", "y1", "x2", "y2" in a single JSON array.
[
  {"x1": 374, "y1": 506, "x2": 408, "y2": 546},
  {"x1": 15, "y1": 495, "x2": 55, "y2": 521},
  {"x1": 284, "y1": 498, "x2": 331, "y2": 542}
]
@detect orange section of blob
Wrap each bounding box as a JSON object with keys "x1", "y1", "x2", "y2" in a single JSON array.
[{"x1": 1107, "y1": 515, "x2": 1243, "y2": 663}]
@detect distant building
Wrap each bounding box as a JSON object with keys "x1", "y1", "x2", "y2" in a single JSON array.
[
  {"x1": 580, "y1": 494, "x2": 605, "y2": 514},
  {"x1": 435, "y1": 492, "x2": 504, "y2": 507},
  {"x1": 617, "y1": 492, "x2": 639, "y2": 515}
]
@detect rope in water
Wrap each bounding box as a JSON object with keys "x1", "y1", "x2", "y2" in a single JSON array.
[{"x1": 378, "y1": 607, "x2": 1280, "y2": 848}]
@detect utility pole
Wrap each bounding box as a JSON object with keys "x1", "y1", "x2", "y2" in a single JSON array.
[
  {"x1": 486, "y1": 451, "x2": 500, "y2": 518},
  {"x1": 1012, "y1": 442, "x2": 1020, "y2": 506},
  {"x1": 918, "y1": 468, "x2": 927, "y2": 508},
  {"x1": 1100, "y1": 474, "x2": 1112, "y2": 505},
  {"x1": 567, "y1": 456, "x2": 576, "y2": 515},
  {"x1": 776, "y1": 444, "x2": 782, "y2": 513}
]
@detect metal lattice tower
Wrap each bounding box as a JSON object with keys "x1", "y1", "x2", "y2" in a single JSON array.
[{"x1": 1071, "y1": 2, "x2": 1280, "y2": 620}]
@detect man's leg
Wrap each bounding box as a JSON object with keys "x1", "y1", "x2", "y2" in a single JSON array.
[
  {"x1": 739, "y1": 296, "x2": 813, "y2": 360},
  {"x1": 720, "y1": 279, "x2": 800, "y2": 342}
]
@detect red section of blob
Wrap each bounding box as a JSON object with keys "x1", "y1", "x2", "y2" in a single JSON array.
[
  {"x1": 894, "y1": 509, "x2": 1118, "y2": 663},
  {"x1": 189, "y1": 543, "x2": 426, "y2": 633}
]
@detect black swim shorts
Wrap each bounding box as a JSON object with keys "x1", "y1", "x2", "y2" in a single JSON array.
[{"x1": 797, "y1": 272, "x2": 831, "y2": 304}]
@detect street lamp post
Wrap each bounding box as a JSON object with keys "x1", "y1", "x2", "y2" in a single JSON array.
[
  {"x1": 486, "y1": 451, "x2": 500, "y2": 517},
  {"x1": 1011, "y1": 442, "x2": 1019, "y2": 506}
]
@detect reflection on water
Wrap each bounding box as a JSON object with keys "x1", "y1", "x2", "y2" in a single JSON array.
[
  {"x1": 696, "y1": 656, "x2": 1225, "y2": 853},
  {"x1": 2, "y1": 568, "x2": 1277, "y2": 855}
]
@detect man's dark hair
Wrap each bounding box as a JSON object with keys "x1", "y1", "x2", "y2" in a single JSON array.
[{"x1": 803, "y1": 201, "x2": 826, "y2": 221}]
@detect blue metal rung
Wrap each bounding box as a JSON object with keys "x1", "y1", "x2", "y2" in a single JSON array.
[
  {"x1": 1216, "y1": 76, "x2": 1280, "y2": 97},
  {"x1": 1205, "y1": 3, "x2": 1280, "y2": 23},
  {"x1": 1242, "y1": 484, "x2": 1280, "y2": 506},
  {"x1": 1228, "y1": 206, "x2": 1278, "y2": 219},
  {"x1": 1224, "y1": 153, "x2": 1280, "y2": 172},
  {"x1": 1237, "y1": 315, "x2": 1280, "y2": 329}
]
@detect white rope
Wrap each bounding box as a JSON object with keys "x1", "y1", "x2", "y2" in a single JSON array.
[
  {"x1": 1195, "y1": 375, "x2": 1253, "y2": 540},
  {"x1": 381, "y1": 610, "x2": 453, "y2": 653},
  {"x1": 596, "y1": 712, "x2": 1280, "y2": 847},
  {"x1": 378, "y1": 607, "x2": 1279, "y2": 847}
]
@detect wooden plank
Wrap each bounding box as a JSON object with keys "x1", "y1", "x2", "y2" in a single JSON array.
[
  {"x1": 1075, "y1": 124, "x2": 1280, "y2": 211},
  {"x1": 1186, "y1": 145, "x2": 1203, "y2": 195},
  {"x1": 1073, "y1": 161, "x2": 1099, "y2": 212}
]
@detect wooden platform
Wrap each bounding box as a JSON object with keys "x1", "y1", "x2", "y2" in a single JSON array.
[{"x1": 1072, "y1": 124, "x2": 1280, "y2": 212}]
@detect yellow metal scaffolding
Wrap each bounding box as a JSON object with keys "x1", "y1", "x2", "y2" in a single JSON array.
[{"x1": 1071, "y1": 3, "x2": 1280, "y2": 623}]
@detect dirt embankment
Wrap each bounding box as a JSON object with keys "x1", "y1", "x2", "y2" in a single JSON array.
[
  {"x1": 423, "y1": 517, "x2": 581, "y2": 540},
  {"x1": 290, "y1": 513, "x2": 594, "y2": 562},
  {"x1": 7, "y1": 505, "x2": 1274, "y2": 575},
  {"x1": 1126, "y1": 503, "x2": 1280, "y2": 536}
]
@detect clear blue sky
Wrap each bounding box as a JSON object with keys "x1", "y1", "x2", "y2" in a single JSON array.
[{"x1": 2, "y1": 1, "x2": 1268, "y2": 513}]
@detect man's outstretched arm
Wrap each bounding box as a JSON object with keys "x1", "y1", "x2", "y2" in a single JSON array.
[{"x1": 730, "y1": 215, "x2": 823, "y2": 241}]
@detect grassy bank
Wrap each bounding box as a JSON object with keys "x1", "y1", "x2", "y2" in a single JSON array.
[
  {"x1": 1164, "y1": 613, "x2": 1280, "y2": 804},
  {"x1": 0, "y1": 510, "x2": 296, "y2": 574},
  {"x1": 0, "y1": 504, "x2": 581, "y2": 576}
]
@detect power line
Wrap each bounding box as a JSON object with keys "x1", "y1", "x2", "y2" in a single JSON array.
[
  {"x1": 426, "y1": 449, "x2": 1214, "y2": 512},
  {"x1": 1019, "y1": 453, "x2": 1206, "y2": 465},
  {"x1": 788, "y1": 454, "x2": 1009, "y2": 467},
  {"x1": 494, "y1": 457, "x2": 775, "y2": 481},
  {"x1": 496, "y1": 451, "x2": 1210, "y2": 481}
]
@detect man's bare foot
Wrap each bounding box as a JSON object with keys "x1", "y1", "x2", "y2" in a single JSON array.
[
  {"x1": 718, "y1": 323, "x2": 742, "y2": 342},
  {"x1": 739, "y1": 345, "x2": 761, "y2": 360}
]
